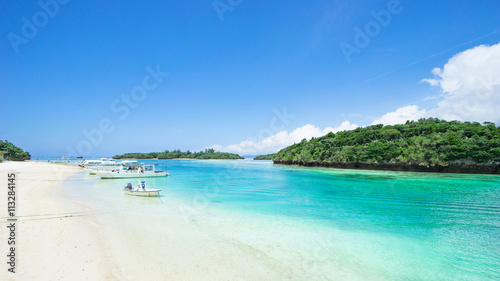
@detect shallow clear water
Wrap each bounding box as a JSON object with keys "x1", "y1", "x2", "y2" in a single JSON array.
[{"x1": 64, "y1": 160, "x2": 500, "y2": 280}]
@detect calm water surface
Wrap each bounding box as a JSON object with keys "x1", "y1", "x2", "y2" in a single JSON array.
[{"x1": 65, "y1": 159, "x2": 500, "y2": 280}]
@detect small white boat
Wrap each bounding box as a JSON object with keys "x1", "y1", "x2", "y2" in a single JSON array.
[
  {"x1": 94, "y1": 163, "x2": 169, "y2": 179},
  {"x1": 84, "y1": 160, "x2": 138, "y2": 175},
  {"x1": 123, "y1": 182, "x2": 161, "y2": 197},
  {"x1": 79, "y1": 158, "x2": 117, "y2": 169}
]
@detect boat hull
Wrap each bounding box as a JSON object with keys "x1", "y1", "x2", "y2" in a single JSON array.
[
  {"x1": 83, "y1": 168, "x2": 98, "y2": 175},
  {"x1": 96, "y1": 171, "x2": 169, "y2": 179}
]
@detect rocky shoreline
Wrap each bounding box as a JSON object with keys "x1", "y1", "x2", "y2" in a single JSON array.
[{"x1": 273, "y1": 159, "x2": 500, "y2": 175}]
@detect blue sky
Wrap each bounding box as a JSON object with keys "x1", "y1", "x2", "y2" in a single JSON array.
[{"x1": 1, "y1": 0, "x2": 500, "y2": 157}]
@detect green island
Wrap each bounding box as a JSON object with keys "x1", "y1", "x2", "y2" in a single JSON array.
[
  {"x1": 272, "y1": 118, "x2": 500, "y2": 174},
  {"x1": 254, "y1": 153, "x2": 276, "y2": 160},
  {"x1": 0, "y1": 140, "x2": 31, "y2": 162},
  {"x1": 113, "y1": 148, "x2": 244, "y2": 160}
]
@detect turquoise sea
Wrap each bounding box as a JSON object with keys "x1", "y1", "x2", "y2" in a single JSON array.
[{"x1": 63, "y1": 159, "x2": 500, "y2": 280}]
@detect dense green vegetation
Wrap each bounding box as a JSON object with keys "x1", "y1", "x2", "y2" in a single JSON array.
[
  {"x1": 0, "y1": 141, "x2": 31, "y2": 161},
  {"x1": 274, "y1": 118, "x2": 500, "y2": 168},
  {"x1": 254, "y1": 153, "x2": 276, "y2": 160},
  {"x1": 114, "y1": 148, "x2": 244, "y2": 160}
]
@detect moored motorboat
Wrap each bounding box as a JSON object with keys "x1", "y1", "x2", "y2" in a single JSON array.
[
  {"x1": 95, "y1": 163, "x2": 169, "y2": 179},
  {"x1": 79, "y1": 158, "x2": 117, "y2": 168},
  {"x1": 123, "y1": 182, "x2": 161, "y2": 197},
  {"x1": 83, "y1": 160, "x2": 139, "y2": 175}
]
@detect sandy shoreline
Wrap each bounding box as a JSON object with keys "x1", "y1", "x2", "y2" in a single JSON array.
[
  {"x1": 0, "y1": 161, "x2": 116, "y2": 280},
  {"x1": 0, "y1": 161, "x2": 292, "y2": 281}
]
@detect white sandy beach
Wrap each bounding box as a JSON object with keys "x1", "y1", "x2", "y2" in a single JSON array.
[
  {"x1": 0, "y1": 161, "x2": 116, "y2": 281},
  {"x1": 0, "y1": 161, "x2": 297, "y2": 281}
]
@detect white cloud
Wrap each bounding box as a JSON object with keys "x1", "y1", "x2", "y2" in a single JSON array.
[
  {"x1": 423, "y1": 95, "x2": 438, "y2": 101},
  {"x1": 323, "y1": 120, "x2": 360, "y2": 134},
  {"x1": 212, "y1": 43, "x2": 500, "y2": 155},
  {"x1": 426, "y1": 42, "x2": 500, "y2": 123},
  {"x1": 209, "y1": 121, "x2": 358, "y2": 155},
  {"x1": 421, "y1": 78, "x2": 439, "y2": 86},
  {"x1": 376, "y1": 42, "x2": 500, "y2": 125},
  {"x1": 431, "y1": 67, "x2": 442, "y2": 76},
  {"x1": 372, "y1": 105, "x2": 427, "y2": 125}
]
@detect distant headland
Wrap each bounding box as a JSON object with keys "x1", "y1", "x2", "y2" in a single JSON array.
[
  {"x1": 254, "y1": 154, "x2": 276, "y2": 160},
  {"x1": 269, "y1": 118, "x2": 500, "y2": 175},
  {"x1": 113, "y1": 149, "x2": 244, "y2": 160},
  {"x1": 0, "y1": 140, "x2": 31, "y2": 162}
]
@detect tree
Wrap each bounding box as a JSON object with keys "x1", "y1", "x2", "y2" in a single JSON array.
[
  {"x1": 0, "y1": 141, "x2": 31, "y2": 161},
  {"x1": 273, "y1": 118, "x2": 500, "y2": 167}
]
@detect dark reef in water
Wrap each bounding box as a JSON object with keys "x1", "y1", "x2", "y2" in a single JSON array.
[{"x1": 273, "y1": 159, "x2": 500, "y2": 175}]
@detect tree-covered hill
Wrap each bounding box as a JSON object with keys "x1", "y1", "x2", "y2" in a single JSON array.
[
  {"x1": 273, "y1": 118, "x2": 500, "y2": 174},
  {"x1": 113, "y1": 148, "x2": 244, "y2": 160},
  {"x1": 0, "y1": 141, "x2": 31, "y2": 161},
  {"x1": 254, "y1": 153, "x2": 276, "y2": 160}
]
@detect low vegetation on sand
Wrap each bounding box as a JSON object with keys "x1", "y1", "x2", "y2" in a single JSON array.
[
  {"x1": 113, "y1": 148, "x2": 244, "y2": 160},
  {"x1": 254, "y1": 153, "x2": 276, "y2": 160}
]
